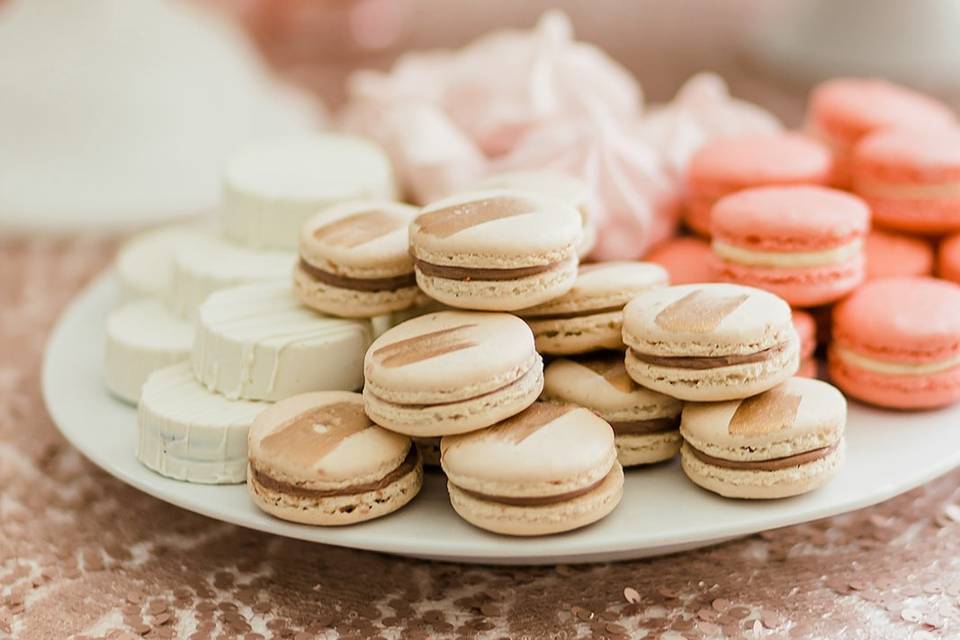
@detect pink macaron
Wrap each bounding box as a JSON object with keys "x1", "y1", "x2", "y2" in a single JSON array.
[
  {"x1": 852, "y1": 127, "x2": 960, "y2": 235},
  {"x1": 645, "y1": 236, "x2": 713, "y2": 285},
  {"x1": 793, "y1": 309, "x2": 817, "y2": 378},
  {"x1": 865, "y1": 229, "x2": 934, "y2": 280},
  {"x1": 829, "y1": 277, "x2": 960, "y2": 409},
  {"x1": 939, "y1": 233, "x2": 960, "y2": 284},
  {"x1": 807, "y1": 78, "x2": 956, "y2": 187},
  {"x1": 684, "y1": 132, "x2": 833, "y2": 236},
  {"x1": 710, "y1": 185, "x2": 870, "y2": 307}
]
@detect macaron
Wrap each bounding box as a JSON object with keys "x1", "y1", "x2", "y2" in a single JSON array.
[
  {"x1": 294, "y1": 200, "x2": 420, "y2": 318},
  {"x1": 939, "y1": 233, "x2": 960, "y2": 284},
  {"x1": 441, "y1": 402, "x2": 623, "y2": 535},
  {"x1": 852, "y1": 127, "x2": 960, "y2": 235},
  {"x1": 680, "y1": 377, "x2": 846, "y2": 499},
  {"x1": 412, "y1": 437, "x2": 442, "y2": 467},
  {"x1": 829, "y1": 277, "x2": 960, "y2": 409},
  {"x1": 247, "y1": 391, "x2": 422, "y2": 525},
  {"x1": 865, "y1": 229, "x2": 934, "y2": 281},
  {"x1": 806, "y1": 78, "x2": 955, "y2": 187},
  {"x1": 471, "y1": 170, "x2": 597, "y2": 257},
  {"x1": 710, "y1": 185, "x2": 870, "y2": 307},
  {"x1": 363, "y1": 311, "x2": 542, "y2": 436},
  {"x1": 646, "y1": 236, "x2": 714, "y2": 285},
  {"x1": 622, "y1": 283, "x2": 800, "y2": 401},
  {"x1": 684, "y1": 132, "x2": 833, "y2": 236},
  {"x1": 543, "y1": 353, "x2": 684, "y2": 466},
  {"x1": 517, "y1": 261, "x2": 667, "y2": 355},
  {"x1": 793, "y1": 310, "x2": 818, "y2": 379},
  {"x1": 409, "y1": 189, "x2": 582, "y2": 311}
]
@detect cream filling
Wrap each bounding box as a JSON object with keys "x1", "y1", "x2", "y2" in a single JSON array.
[
  {"x1": 835, "y1": 346, "x2": 960, "y2": 375},
  {"x1": 854, "y1": 176, "x2": 960, "y2": 199},
  {"x1": 712, "y1": 238, "x2": 862, "y2": 268}
]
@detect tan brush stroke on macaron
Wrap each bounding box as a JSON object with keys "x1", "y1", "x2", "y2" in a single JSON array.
[
  {"x1": 655, "y1": 289, "x2": 750, "y2": 333},
  {"x1": 580, "y1": 358, "x2": 637, "y2": 393},
  {"x1": 260, "y1": 403, "x2": 373, "y2": 469},
  {"x1": 486, "y1": 403, "x2": 576, "y2": 444},
  {"x1": 728, "y1": 387, "x2": 803, "y2": 436},
  {"x1": 416, "y1": 197, "x2": 536, "y2": 238},
  {"x1": 312, "y1": 210, "x2": 408, "y2": 248},
  {"x1": 372, "y1": 324, "x2": 479, "y2": 368}
]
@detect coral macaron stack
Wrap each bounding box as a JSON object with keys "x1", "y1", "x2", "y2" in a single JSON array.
[
  {"x1": 710, "y1": 185, "x2": 870, "y2": 307},
  {"x1": 829, "y1": 277, "x2": 960, "y2": 409}
]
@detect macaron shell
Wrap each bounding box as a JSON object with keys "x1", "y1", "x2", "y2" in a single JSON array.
[
  {"x1": 680, "y1": 440, "x2": 844, "y2": 499},
  {"x1": 646, "y1": 236, "x2": 714, "y2": 285},
  {"x1": 711, "y1": 185, "x2": 870, "y2": 252},
  {"x1": 711, "y1": 252, "x2": 865, "y2": 308},
  {"x1": 853, "y1": 127, "x2": 960, "y2": 184},
  {"x1": 616, "y1": 431, "x2": 681, "y2": 467},
  {"x1": 864, "y1": 194, "x2": 960, "y2": 235},
  {"x1": 410, "y1": 189, "x2": 582, "y2": 264},
  {"x1": 519, "y1": 262, "x2": 668, "y2": 316},
  {"x1": 363, "y1": 311, "x2": 536, "y2": 405},
  {"x1": 832, "y1": 277, "x2": 960, "y2": 363},
  {"x1": 446, "y1": 463, "x2": 623, "y2": 536},
  {"x1": 526, "y1": 310, "x2": 625, "y2": 355},
  {"x1": 363, "y1": 358, "x2": 543, "y2": 437},
  {"x1": 622, "y1": 283, "x2": 794, "y2": 357},
  {"x1": 680, "y1": 377, "x2": 846, "y2": 461},
  {"x1": 828, "y1": 346, "x2": 960, "y2": 409},
  {"x1": 866, "y1": 230, "x2": 934, "y2": 280},
  {"x1": 247, "y1": 391, "x2": 410, "y2": 486},
  {"x1": 293, "y1": 262, "x2": 420, "y2": 318},
  {"x1": 441, "y1": 404, "x2": 616, "y2": 497},
  {"x1": 248, "y1": 454, "x2": 423, "y2": 526},
  {"x1": 299, "y1": 200, "x2": 419, "y2": 277},
  {"x1": 415, "y1": 254, "x2": 579, "y2": 311}
]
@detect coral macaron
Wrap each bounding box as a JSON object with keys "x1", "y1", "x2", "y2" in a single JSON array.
[
  {"x1": 852, "y1": 127, "x2": 960, "y2": 235},
  {"x1": 684, "y1": 132, "x2": 832, "y2": 236},
  {"x1": 363, "y1": 311, "x2": 542, "y2": 436},
  {"x1": 410, "y1": 189, "x2": 582, "y2": 311},
  {"x1": 865, "y1": 229, "x2": 934, "y2": 281},
  {"x1": 441, "y1": 402, "x2": 623, "y2": 536},
  {"x1": 680, "y1": 377, "x2": 846, "y2": 499},
  {"x1": 622, "y1": 283, "x2": 800, "y2": 402},
  {"x1": 294, "y1": 200, "x2": 420, "y2": 318},
  {"x1": 247, "y1": 392, "x2": 422, "y2": 525},
  {"x1": 829, "y1": 277, "x2": 960, "y2": 409},
  {"x1": 710, "y1": 185, "x2": 870, "y2": 307},
  {"x1": 646, "y1": 236, "x2": 714, "y2": 285},
  {"x1": 806, "y1": 78, "x2": 955, "y2": 187},
  {"x1": 939, "y1": 233, "x2": 960, "y2": 284}
]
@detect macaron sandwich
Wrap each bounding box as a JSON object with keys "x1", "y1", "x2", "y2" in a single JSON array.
[{"x1": 622, "y1": 283, "x2": 800, "y2": 401}]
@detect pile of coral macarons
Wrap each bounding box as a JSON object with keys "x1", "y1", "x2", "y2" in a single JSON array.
[{"x1": 115, "y1": 76, "x2": 960, "y2": 539}]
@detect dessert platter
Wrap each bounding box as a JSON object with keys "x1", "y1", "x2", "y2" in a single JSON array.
[{"x1": 43, "y1": 12, "x2": 960, "y2": 564}]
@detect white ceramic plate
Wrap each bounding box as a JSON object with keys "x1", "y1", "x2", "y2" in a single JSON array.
[{"x1": 43, "y1": 273, "x2": 960, "y2": 565}]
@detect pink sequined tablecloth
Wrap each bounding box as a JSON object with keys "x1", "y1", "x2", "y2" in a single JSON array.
[{"x1": 3, "y1": 239, "x2": 960, "y2": 640}]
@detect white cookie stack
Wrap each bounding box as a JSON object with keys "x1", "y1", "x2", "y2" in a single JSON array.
[{"x1": 103, "y1": 133, "x2": 397, "y2": 484}]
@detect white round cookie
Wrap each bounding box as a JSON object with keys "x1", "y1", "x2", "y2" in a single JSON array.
[
  {"x1": 115, "y1": 220, "x2": 209, "y2": 302},
  {"x1": 192, "y1": 282, "x2": 372, "y2": 401},
  {"x1": 221, "y1": 134, "x2": 396, "y2": 250},
  {"x1": 104, "y1": 298, "x2": 194, "y2": 404},
  {"x1": 168, "y1": 232, "x2": 295, "y2": 320},
  {"x1": 137, "y1": 362, "x2": 270, "y2": 484}
]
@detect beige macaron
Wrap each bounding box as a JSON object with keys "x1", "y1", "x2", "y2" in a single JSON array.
[
  {"x1": 410, "y1": 189, "x2": 582, "y2": 311},
  {"x1": 441, "y1": 402, "x2": 623, "y2": 536},
  {"x1": 680, "y1": 377, "x2": 845, "y2": 499},
  {"x1": 294, "y1": 200, "x2": 421, "y2": 318},
  {"x1": 363, "y1": 311, "x2": 543, "y2": 436},
  {"x1": 247, "y1": 391, "x2": 422, "y2": 525},
  {"x1": 471, "y1": 170, "x2": 597, "y2": 257},
  {"x1": 518, "y1": 261, "x2": 668, "y2": 355},
  {"x1": 622, "y1": 283, "x2": 800, "y2": 401},
  {"x1": 542, "y1": 353, "x2": 684, "y2": 467}
]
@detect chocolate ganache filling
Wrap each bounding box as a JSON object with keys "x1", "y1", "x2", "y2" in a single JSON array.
[
  {"x1": 631, "y1": 342, "x2": 788, "y2": 370},
  {"x1": 252, "y1": 447, "x2": 418, "y2": 498},
  {"x1": 414, "y1": 259, "x2": 564, "y2": 282},
  {"x1": 687, "y1": 441, "x2": 839, "y2": 471},
  {"x1": 299, "y1": 259, "x2": 416, "y2": 292}
]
